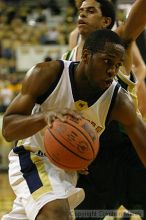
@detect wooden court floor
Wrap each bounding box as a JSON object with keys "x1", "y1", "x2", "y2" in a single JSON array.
[{"x1": 0, "y1": 172, "x2": 15, "y2": 219}]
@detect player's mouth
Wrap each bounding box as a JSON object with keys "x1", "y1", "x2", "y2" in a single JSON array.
[{"x1": 78, "y1": 19, "x2": 87, "y2": 26}]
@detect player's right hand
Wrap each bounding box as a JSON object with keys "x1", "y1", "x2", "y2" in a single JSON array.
[{"x1": 44, "y1": 108, "x2": 82, "y2": 127}]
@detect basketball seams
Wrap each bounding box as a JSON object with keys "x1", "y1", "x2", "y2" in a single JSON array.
[
  {"x1": 44, "y1": 117, "x2": 99, "y2": 170},
  {"x1": 65, "y1": 120, "x2": 95, "y2": 156},
  {"x1": 46, "y1": 128, "x2": 90, "y2": 161},
  {"x1": 45, "y1": 149, "x2": 85, "y2": 170}
]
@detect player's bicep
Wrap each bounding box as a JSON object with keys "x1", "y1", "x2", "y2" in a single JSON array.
[
  {"x1": 118, "y1": 93, "x2": 143, "y2": 138},
  {"x1": 112, "y1": 89, "x2": 137, "y2": 126},
  {"x1": 5, "y1": 62, "x2": 53, "y2": 116},
  {"x1": 124, "y1": 114, "x2": 144, "y2": 141},
  {"x1": 124, "y1": 113, "x2": 146, "y2": 168},
  {"x1": 5, "y1": 92, "x2": 36, "y2": 116},
  {"x1": 112, "y1": 89, "x2": 146, "y2": 167}
]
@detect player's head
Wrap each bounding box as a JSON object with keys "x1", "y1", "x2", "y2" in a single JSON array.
[
  {"x1": 83, "y1": 29, "x2": 125, "y2": 53},
  {"x1": 78, "y1": 0, "x2": 115, "y2": 37},
  {"x1": 81, "y1": 29, "x2": 125, "y2": 90}
]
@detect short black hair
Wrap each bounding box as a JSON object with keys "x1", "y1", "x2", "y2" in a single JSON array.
[
  {"x1": 82, "y1": 0, "x2": 116, "y2": 29},
  {"x1": 96, "y1": 0, "x2": 115, "y2": 29},
  {"x1": 83, "y1": 29, "x2": 125, "y2": 54}
]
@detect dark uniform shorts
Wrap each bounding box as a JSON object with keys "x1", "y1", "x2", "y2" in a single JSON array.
[{"x1": 75, "y1": 121, "x2": 146, "y2": 220}]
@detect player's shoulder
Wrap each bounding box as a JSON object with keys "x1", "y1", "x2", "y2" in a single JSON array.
[
  {"x1": 117, "y1": 87, "x2": 134, "y2": 108},
  {"x1": 26, "y1": 60, "x2": 63, "y2": 82},
  {"x1": 35, "y1": 60, "x2": 63, "y2": 75},
  {"x1": 22, "y1": 60, "x2": 65, "y2": 96},
  {"x1": 111, "y1": 87, "x2": 135, "y2": 120}
]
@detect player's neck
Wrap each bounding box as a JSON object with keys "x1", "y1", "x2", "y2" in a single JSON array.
[{"x1": 76, "y1": 40, "x2": 85, "y2": 61}]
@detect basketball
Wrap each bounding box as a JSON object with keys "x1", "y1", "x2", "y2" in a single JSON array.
[{"x1": 44, "y1": 116, "x2": 99, "y2": 170}]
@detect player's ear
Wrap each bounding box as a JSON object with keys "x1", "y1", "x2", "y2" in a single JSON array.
[
  {"x1": 81, "y1": 49, "x2": 91, "y2": 63},
  {"x1": 102, "y1": 17, "x2": 112, "y2": 28}
]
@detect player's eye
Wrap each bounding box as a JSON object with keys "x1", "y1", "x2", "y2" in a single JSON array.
[{"x1": 87, "y1": 9, "x2": 95, "y2": 13}]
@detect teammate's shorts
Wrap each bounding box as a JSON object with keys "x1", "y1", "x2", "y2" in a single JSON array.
[{"x1": 2, "y1": 146, "x2": 85, "y2": 220}]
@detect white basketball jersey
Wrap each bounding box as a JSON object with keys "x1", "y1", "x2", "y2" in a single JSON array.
[{"x1": 21, "y1": 60, "x2": 120, "y2": 152}]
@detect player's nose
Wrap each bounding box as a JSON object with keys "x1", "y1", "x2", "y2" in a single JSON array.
[{"x1": 79, "y1": 10, "x2": 87, "y2": 18}]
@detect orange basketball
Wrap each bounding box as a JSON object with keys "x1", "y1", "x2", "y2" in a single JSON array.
[{"x1": 44, "y1": 116, "x2": 99, "y2": 170}]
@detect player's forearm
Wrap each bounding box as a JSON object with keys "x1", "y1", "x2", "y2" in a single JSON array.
[
  {"x1": 134, "y1": 65, "x2": 146, "y2": 85},
  {"x1": 122, "y1": 0, "x2": 146, "y2": 42},
  {"x1": 2, "y1": 113, "x2": 47, "y2": 142},
  {"x1": 132, "y1": 43, "x2": 146, "y2": 83}
]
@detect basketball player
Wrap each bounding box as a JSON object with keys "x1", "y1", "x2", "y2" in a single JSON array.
[
  {"x1": 2, "y1": 29, "x2": 146, "y2": 220},
  {"x1": 66, "y1": 0, "x2": 146, "y2": 119},
  {"x1": 63, "y1": 0, "x2": 146, "y2": 219}
]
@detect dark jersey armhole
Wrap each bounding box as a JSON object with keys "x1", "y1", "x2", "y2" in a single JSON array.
[{"x1": 36, "y1": 60, "x2": 64, "y2": 105}]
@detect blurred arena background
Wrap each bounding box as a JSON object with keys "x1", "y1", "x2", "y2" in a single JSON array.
[{"x1": 0, "y1": 0, "x2": 146, "y2": 218}]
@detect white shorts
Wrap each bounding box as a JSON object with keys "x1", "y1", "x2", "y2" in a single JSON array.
[{"x1": 2, "y1": 148, "x2": 85, "y2": 220}]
